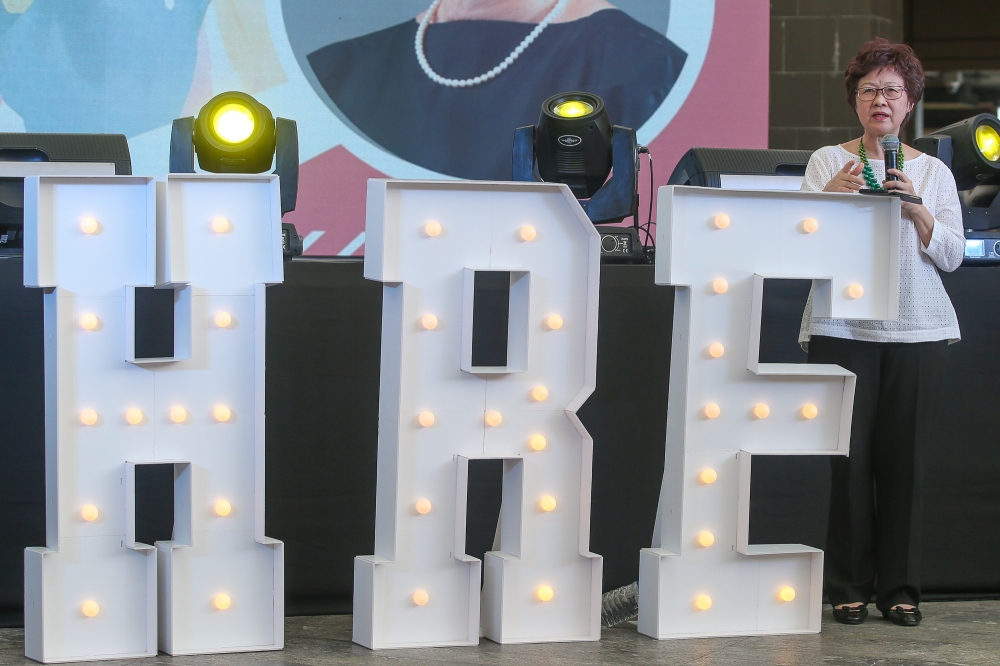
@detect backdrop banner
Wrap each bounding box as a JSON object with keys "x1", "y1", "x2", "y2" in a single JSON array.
[{"x1": 0, "y1": 0, "x2": 769, "y2": 255}]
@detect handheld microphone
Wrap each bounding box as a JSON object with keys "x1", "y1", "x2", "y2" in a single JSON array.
[{"x1": 881, "y1": 134, "x2": 900, "y2": 181}]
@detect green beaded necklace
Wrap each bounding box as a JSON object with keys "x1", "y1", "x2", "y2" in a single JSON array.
[{"x1": 858, "y1": 139, "x2": 904, "y2": 191}]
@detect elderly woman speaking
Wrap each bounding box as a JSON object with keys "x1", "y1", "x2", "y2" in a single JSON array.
[{"x1": 800, "y1": 38, "x2": 964, "y2": 627}]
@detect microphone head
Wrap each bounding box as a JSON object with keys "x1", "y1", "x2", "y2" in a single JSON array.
[{"x1": 881, "y1": 134, "x2": 900, "y2": 151}]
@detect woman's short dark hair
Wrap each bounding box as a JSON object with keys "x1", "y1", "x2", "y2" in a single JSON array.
[{"x1": 844, "y1": 38, "x2": 925, "y2": 109}]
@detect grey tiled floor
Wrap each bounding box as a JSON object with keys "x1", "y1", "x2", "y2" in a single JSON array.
[{"x1": 2, "y1": 601, "x2": 998, "y2": 665}]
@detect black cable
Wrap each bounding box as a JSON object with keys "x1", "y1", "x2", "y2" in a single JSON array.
[{"x1": 638, "y1": 146, "x2": 655, "y2": 248}]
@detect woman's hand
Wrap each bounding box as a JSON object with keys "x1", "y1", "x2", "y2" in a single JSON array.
[
  {"x1": 824, "y1": 160, "x2": 866, "y2": 193},
  {"x1": 885, "y1": 169, "x2": 935, "y2": 247}
]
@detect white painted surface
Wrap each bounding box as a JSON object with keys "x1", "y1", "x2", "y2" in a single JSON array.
[{"x1": 357, "y1": 180, "x2": 602, "y2": 648}]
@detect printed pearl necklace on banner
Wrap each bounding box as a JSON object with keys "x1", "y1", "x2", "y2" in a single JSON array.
[
  {"x1": 858, "y1": 138, "x2": 904, "y2": 191},
  {"x1": 415, "y1": 0, "x2": 570, "y2": 87}
]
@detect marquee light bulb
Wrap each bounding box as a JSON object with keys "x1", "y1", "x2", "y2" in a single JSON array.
[
  {"x1": 485, "y1": 411, "x2": 502, "y2": 427},
  {"x1": 802, "y1": 217, "x2": 819, "y2": 233},
  {"x1": 704, "y1": 403, "x2": 720, "y2": 419},
  {"x1": 713, "y1": 213, "x2": 730, "y2": 229},
  {"x1": 418, "y1": 411, "x2": 435, "y2": 427},
  {"x1": 80, "y1": 409, "x2": 98, "y2": 426},
  {"x1": 529, "y1": 434, "x2": 547, "y2": 451},
  {"x1": 699, "y1": 468, "x2": 718, "y2": 484},
  {"x1": 848, "y1": 283, "x2": 864, "y2": 299},
  {"x1": 546, "y1": 314, "x2": 564, "y2": 330},
  {"x1": 779, "y1": 586, "x2": 796, "y2": 602},
  {"x1": 531, "y1": 385, "x2": 548, "y2": 401},
  {"x1": 413, "y1": 590, "x2": 429, "y2": 606},
  {"x1": 421, "y1": 314, "x2": 438, "y2": 330},
  {"x1": 214, "y1": 593, "x2": 232, "y2": 610},
  {"x1": 519, "y1": 225, "x2": 537, "y2": 241},
  {"x1": 697, "y1": 531, "x2": 715, "y2": 547},
  {"x1": 215, "y1": 500, "x2": 232, "y2": 516},
  {"x1": 424, "y1": 221, "x2": 442, "y2": 237},
  {"x1": 537, "y1": 585, "x2": 554, "y2": 602},
  {"x1": 211, "y1": 216, "x2": 230, "y2": 233},
  {"x1": 539, "y1": 496, "x2": 557, "y2": 512},
  {"x1": 712, "y1": 278, "x2": 728, "y2": 294},
  {"x1": 214, "y1": 405, "x2": 232, "y2": 422},
  {"x1": 79, "y1": 313, "x2": 99, "y2": 330},
  {"x1": 82, "y1": 600, "x2": 100, "y2": 617},
  {"x1": 415, "y1": 498, "x2": 432, "y2": 514},
  {"x1": 754, "y1": 403, "x2": 770, "y2": 419},
  {"x1": 80, "y1": 216, "x2": 99, "y2": 234},
  {"x1": 81, "y1": 505, "x2": 99, "y2": 522},
  {"x1": 125, "y1": 408, "x2": 143, "y2": 425},
  {"x1": 802, "y1": 403, "x2": 819, "y2": 419},
  {"x1": 215, "y1": 311, "x2": 232, "y2": 328},
  {"x1": 695, "y1": 594, "x2": 713, "y2": 611},
  {"x1": 170, "y1": 406, "x2": 187, "y2": 424},
  {"x1": 708, "y1": 342, "x2": 725, "y2": 358}
]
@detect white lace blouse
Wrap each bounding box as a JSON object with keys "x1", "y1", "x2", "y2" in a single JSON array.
[{"x1": 799, "y1": 144, "x2": 964, "y2": 346}]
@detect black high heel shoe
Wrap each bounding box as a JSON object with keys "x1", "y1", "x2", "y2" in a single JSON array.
[
  {"x1": 883, "y1": 606, "x2": 922, "y2": 627},
  {"x1": 832, "y1": 604, "x2": 868, "y2": 625}
]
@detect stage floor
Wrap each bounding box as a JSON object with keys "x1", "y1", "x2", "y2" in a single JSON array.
[{"x1": 0, "y1": 601, "x2": 997, "y2": 665}]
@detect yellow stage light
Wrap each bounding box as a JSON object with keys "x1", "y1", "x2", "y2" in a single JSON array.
[
  {"x1": 977, "y1": 124, "x2": 1000, "y2": 162},
  {"x1": 537, "y1": 585, "x2": 555, "y2": 601},
  {"x1": 212, "y1": 103, "x2": 255, "y2": 144},
  {"x1": 413, "y1": 590, "x2": 429, "y2": 605},
  {"x1": 552, "y1": 100, "x2": 593, "y2": 118},
  {"x1": 529, "y1": 434, "x2": 547, "y2": 451}
]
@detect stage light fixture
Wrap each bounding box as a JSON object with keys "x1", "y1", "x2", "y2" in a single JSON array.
[
  {"x1": 915, "y1": 114, "x2": 1000, "y2": 264},
  {"x1": 513, "y1": 92, "x2": 647, "y2": 264},
  {"x1": 529, "y1": 435, "x2": 547, "y2": 451},
  {"x1": 699, "y1": 469, "x2": 718, "y2": 484},
  {"x1": 413, "y1": 590, "x2": 429, "y2": 606},
  {"x1": 170, "y1": 91, "x2": 302, "y2": 259}
]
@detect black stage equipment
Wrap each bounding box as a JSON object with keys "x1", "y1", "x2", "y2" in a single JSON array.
[
  {"x1": 169, "y1": 91, "x2": 300, "y2": 218},
  {"x1": 915, "y1": 114, "x2": 1000, "y2": 265},
  {"x1": 668, "y1": 147, "x2": 813, "y2": 187},
  {"x1": 0, "y1": 133, "x2": 131, "y2": 255},
  {"x1": 512, "y1": 92, "x2": 640, "y2": 226}
]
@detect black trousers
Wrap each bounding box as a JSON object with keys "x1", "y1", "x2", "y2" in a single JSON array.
[{"x1": 808, "y1": 335, "x2": 948, "y2": 611}]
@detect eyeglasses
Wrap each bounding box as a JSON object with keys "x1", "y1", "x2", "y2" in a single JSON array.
[{"x1": 856, "y1": 86, "x2": 906, "y2": 101}]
